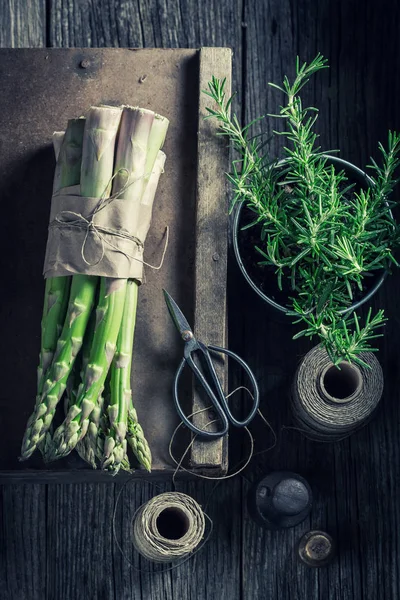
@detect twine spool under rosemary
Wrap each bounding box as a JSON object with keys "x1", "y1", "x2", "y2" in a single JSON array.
[
  {"x1": 291, "y1": 345, "x2": 384, "y2": 441},
  {"x1": 131, "y1": 492, "x2": 206, "y2": 563}
]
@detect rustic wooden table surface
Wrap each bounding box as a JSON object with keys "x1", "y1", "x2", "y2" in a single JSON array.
[{"x1": 1, "y1": 1, "x2": 400, "y2": 599}]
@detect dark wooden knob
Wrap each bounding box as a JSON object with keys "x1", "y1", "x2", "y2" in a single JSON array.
[{"x1": 247, "y1": 471, "x2": 312, "y2": 529}]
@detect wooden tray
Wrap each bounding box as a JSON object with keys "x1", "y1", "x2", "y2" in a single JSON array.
[{"x1": 0, "y1": 47, "x2": 231, "y2": 483}]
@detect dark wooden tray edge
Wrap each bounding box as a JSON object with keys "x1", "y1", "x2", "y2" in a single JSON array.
[{"x1": 190, "y1": 47, "x2": 232, "y2": 476}]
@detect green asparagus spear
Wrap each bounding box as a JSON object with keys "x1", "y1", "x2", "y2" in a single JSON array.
[
  {"x1": 94, "y1": 403, "x2": 132, "y2": 472},
  {"x1": 78, "y1": 375, "x2": 131, "y2": 471},
  {"x1": 127, "y1": 150, "x2": 167, "y2": 471},
  {"x1": 106, "y1": 127, "x2": 168, "y2": 472},
  {"x1": 75, "y1": 302, "x2": 109, "y2": 468},
  {"x1": 73, "y1": 312, "x2": 98, "y2": 467},
  {"x1": 50, "y1": 276, "x2": 127, "y2": 459},
  {"x1": 52, "y1": 130, "x2": 65, "y2": 193},
  {"x1": 127, "y1": 406, "x2": 152, "y2": 472},
  {"x1": 47, "y1": 106, "x2": 124, "y2": 460},
  {"x1": 37, "y1": 119, "x2": 85, "y2": 399},
  {"x1": 105, "y1": 280, "x2": 139, "y2": 471},
  {"x1": 20, "y1": 275, "x2": 98, "y2": 459},
  {"x1": 75, "y1": 390, "x2": 104, "y2": 469},
  {"x1": 58, "y1": 118, "x2": 87, "y2": 191},
  {"x1": 144, "y1": 113, "x2": 169, "y2": 179},
  {"x1": 20, "y1": 119, "x2": 86, "y2": 460},
  {"x1": 80, "y1": 106, "x2": 123, "y2": 197},
  {"x1": 74, "y1": 317, "x2": 130, "y2": 471},
  {"x1": 100, "y1": 107, "x2": 155, "y2": 472}
]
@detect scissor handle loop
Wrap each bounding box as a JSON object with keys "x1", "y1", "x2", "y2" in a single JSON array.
[
  {"x1": 173, "y1": 357, "x2": 229, "y2": 439},
  {"x1": 206, "y1": 344, "x2": 259, "y2": 426},
  {"x1": 173, "y1": 343, "x2": 259, "y2": 439}
]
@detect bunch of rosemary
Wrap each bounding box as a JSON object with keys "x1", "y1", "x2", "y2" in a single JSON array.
[{"x1": 205, "y1": 54, "x2": 400, "y2": 366}]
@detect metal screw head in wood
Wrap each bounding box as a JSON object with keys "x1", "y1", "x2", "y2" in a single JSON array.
[{"x1": 298, "y1": 531, "x2": 335, "y2": 567}]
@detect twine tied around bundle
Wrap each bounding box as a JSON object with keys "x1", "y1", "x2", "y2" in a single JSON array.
[
  {"x1": 48, "y1": 168, "x2": 169, "y2": 272},
  {"x1": 52, "y1": 210, "x2": 144, "y2": 267}
]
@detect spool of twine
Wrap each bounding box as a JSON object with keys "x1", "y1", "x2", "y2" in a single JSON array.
[
  {"x1": 291, "y1": 345, "x2": 384, "y2": 441},
  {"x1": 132, "y1": 492, "x2": 206, "y2": 563}
]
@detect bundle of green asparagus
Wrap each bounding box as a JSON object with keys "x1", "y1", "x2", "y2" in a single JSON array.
[{"x1": 20, "y1": 105, "x2": 169, "y2": 474}]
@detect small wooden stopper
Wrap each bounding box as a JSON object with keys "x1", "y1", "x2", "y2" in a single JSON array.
[{"x1": 298, "y1": 531, "x2": 335, "y2": 567}]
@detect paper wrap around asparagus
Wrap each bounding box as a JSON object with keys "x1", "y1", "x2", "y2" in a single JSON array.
[
  {"x1": 43, "y1": 107, "x2": 166, "y2": 283},
  {"x1": 20, "y1": 104, "x2": 169, "y2": 473}
]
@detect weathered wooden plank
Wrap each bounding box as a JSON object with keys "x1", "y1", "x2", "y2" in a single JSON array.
[
  {"x1": 112, "y1": 480, "x2": 172, "y2": 600},
  {"x1": 44, "y1": 4, "x2": 243, "y2": 600},
  {"x1": 46, "y1": 483, "x2": 116, "y2": 600},
  {"x1": 112, "y1": 478, "x2": 242, "y2": 600},
  {"x1": 49, "y1": 0, "x2": 144, "y2": 48},
  {"x1": 175, "y1": 479, "x2": 242, "y2": 599},
  {"x1": 1, "y1": 485, "x2": 47, "y2": 600},
  {"x1": 0, "y1": 47, "x2": 228, "y2": 478},
  {"x1": 48, "y1": 0, "x2": 243, "y2": 116},
  {"x1": 190, "y1": 47, "x2": 231, "y2": 472},
  {"x1": 0, "y1": 0, "x2": 46, "y2": 47},
  {"x1": 1, "y1": 6, "x2": 47, "y2": 599},
  {"x1": 0, "y1": 489, "x2": 7, "y2": 598},
  {"x1": 241, "y1": 0, "x2": 400, "y2": 599},
  {"x1": 0, "y1": 469, "x2": 190, "y2": 484},
  {"x1": 48, "y1": 1, "x2": 241, "y2": 476}
]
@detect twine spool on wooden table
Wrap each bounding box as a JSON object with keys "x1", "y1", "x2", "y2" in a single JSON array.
[
  {"x1": 291, "y1": 345, "x2": 384, "y2": 441},
  {"x1": 132, "y1": 492, "x2": 206, "y2": 563}
]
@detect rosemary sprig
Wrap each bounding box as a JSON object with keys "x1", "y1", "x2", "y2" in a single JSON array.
[{"x1": 205, "y1": 55, "x2": 400, "y2": 365}]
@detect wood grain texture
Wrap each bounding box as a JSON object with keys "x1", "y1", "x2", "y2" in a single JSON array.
[
  {"x1": 178, "y1": 479, "x2": 241, "y2": 600},
  {"x1": 46, "y1": 483, "x2": 116, "y2": 600},
  {"x1": 3, "y1": 0, "x2": 400, "y2": 599},
  {"x1": 48, "y1": 0, "x2": 244, "y2": 119},
  {"x1": 0, "y1": 0, "x2": 46, "y2": 47},
  {"x1": 0, "y1": 2, "x2": 243, "y2": 600},
  {"x1": 112, "y1": 478, "x2": 241, "y2": 600},
  {"x1": 241, "y1": 0, "x2": 400, "y2": 599},
  {"x1": 191, "y1": 47, "x2": 231, "y2": 472},
  {"x1": 0, "y1": 47, "x2": 227, "y2": 477},
  {"x1": 1, "y1": 485, "x2": 47, "y2": 600}
]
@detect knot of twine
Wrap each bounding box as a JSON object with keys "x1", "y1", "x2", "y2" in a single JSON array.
[
  {"x1": 52, "y1": 209, "x2": 144, "y2": 267},
  {"x1": 131, "y1": 492, "x2": 206, "y2": 563},
  {"x1": 291, "y1": 345, "x2": 384, "y2": 441},
  {"x1": 49, "y1": 169, "x2": 168, "y2": 271}
]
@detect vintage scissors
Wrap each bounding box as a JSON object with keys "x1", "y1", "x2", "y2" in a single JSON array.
[{"x1": 163, "y1": 289, "x2": 260, "y2": 439}]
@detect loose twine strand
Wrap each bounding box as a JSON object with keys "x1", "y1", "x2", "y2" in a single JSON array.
[
  {"x1": 169, "y1": 386, "x2": 277, "y2": 485},
  {"x1": 113, "y1": 349, "x2": 384, "y2": 571},
  {"x1": 112, "y1": 386, "x2": 277, "y2": 572},
  {"x1": 51, "y1": 168, "x2": 169, "y2": 271},
  {"x1": 52, "y1": 167, "x2": 280, "y2": 567},
  {"x1": 52, "y1": 169, "x2": 274, "y2": 568}
]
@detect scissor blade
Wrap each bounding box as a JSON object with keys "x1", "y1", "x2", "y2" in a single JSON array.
[{"x1": 163, "y1": 289, "x2": 193, "y2": 336}]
